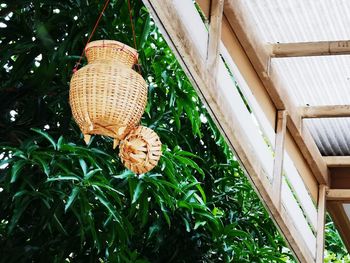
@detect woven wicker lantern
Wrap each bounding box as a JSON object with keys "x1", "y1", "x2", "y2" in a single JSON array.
[
  {"x1": 70, "y1": 40, "x2": 162, "y2": 174},
  {"x1": 119, "y1": 126, "x2": 162, "y2": 174},
  {"x1": 70, "y1": 40, "x2": 147, "y2": 148}
]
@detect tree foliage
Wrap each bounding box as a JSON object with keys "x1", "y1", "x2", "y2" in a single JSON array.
[{"x1": 0, "y1": 0, "x2": 347, "y2": 262}]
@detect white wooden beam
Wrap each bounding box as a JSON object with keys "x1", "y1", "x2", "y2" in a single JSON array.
[
  {"x1": 316, "y1": 185, "x2": 327, "y2": 263},
  {"x1": 269, "y1": 41, "x2": 350, "y2": 58},
  {"x1": 324, "y1": 156, "x2": 350, "y2": 167},
  {"x1": 272, "y1": 110, "x2": 287, "y2": 207},
  {"x1": 207, "y1": 0, "x2": 224, "y2": 71},
  {"x1": 300, "y1": 105, "x2": 350, "y2": 119},
  {"x1": 281, "y1": 178, "x2": 317, "y2": 258},
  {"x1": 327, "y1": 189, "x2": 350, "y2": 201},
  {"x1": 224, "y1": 0, "x2": 329, "y2": 185}
]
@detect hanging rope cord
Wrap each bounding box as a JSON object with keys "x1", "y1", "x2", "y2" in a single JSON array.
[
  {"x1": 73, "y1": 0, "x2": 141, "y2": 74},
  {"x1": 127, "y1": 0, "x2": 141, "y2": 73}
]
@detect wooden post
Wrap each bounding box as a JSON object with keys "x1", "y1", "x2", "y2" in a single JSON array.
[
  {"x1": 207, "y1": 0, "x2": 224, "y2": 71},
  {"x1": 272, "y1": 110, "x2": 287, "y2": 207},
  {"x1": 316, "y1": 184, "x2": 327, "y2": 263}
]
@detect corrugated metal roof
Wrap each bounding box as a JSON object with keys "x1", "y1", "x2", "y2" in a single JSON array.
[{"x1": 238, "y1": 0, "x2": 350, "y2": 156}]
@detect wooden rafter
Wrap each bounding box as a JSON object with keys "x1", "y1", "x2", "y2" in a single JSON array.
[
  {"x1": 300, "y1": 105, "x2": 350, "y2": 118},
  {"x1": 224, "y1": 0, "x2": 329, "y2": 185},
  {"x1": 325, "y1": 156, "x2": 350, "y2": 167},
  {"x1": 269, "y1": 41, "x2": 350, "y2": 58},
  {"x1": 206, "y1": 0, "x2": 224, "y2": 71},
  {"x1": 327, "y1": 189, "x2": 350, "y2": 201}
]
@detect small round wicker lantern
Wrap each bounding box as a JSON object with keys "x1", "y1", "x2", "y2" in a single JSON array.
[
  {"x1": 69, "y1": 40, "x2": 162, "y2": 174},
  {"x1": 119, "y1": 126, "x2": 162, "y2": 174},
  {"x1": 70, "y1": 40, "x2": 147, "y2": 148}
]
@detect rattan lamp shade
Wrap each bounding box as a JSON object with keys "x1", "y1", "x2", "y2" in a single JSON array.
[
  {"x1": 69, "y1": 40, "x2": 147, "y2": 147},
  {"x1": 119, "y1": 126, "x2": 162, "y2": 174},
  {"x1": 70, "y1": 39, "x2": 162, "y2": 174}
]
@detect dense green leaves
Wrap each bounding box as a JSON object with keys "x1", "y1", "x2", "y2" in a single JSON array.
[{"x1": 0, "y1": 0, "x2": 347, "y2": 262}]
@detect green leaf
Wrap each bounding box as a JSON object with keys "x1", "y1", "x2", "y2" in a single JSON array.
[
  {"x1": 95, "y1": 193, "x2": 122, "y2": 224},
  {"x1": 140, "y1": 193, "x2": 149, "y2": 227},
  {"x1": 85, "y1": 168, "x2": 101, "y2": 180},
  {"x1": 195, "y1": 184, "x2": 206, "y2": 203},
  {"x1": 32, "y1": 154, "x2": 50, "y2": 176},
  {"x1": 194, "y1": 221, "x2": 206, "y2": 230},
  {"x1": 174, "y1": 155, "x2": 205, "y2": 177},
  {"x1": 132, "y1": 181, "x2": 144, "y2": 204},
  {"x1": 11, "y1": 160, "x2": 27, "y2": 183},
  {"x1": 139, "y1": 14, "x2": 151, "y2": 49},
  {"x1": 182, "y1": 217, "x2": 191, "y2": 232},
  {"x1": 91, "y1": 182, "x2": 125, "y2": 197},
  {"x1": 65, "y1": 186, "x2": 80, "y2": 212},
  {"x1": 79, "y1": 159, "x2": 87, "y2": 176},
  {"x1": 174, "y1": 148, "x2": 202, "y2": 160},
  {"x1": 31, "y1": 128, "x2": 56, "y2": 150},
  {"x1": 113, "y1": 170, "x2": 134, "y2": 180},
  {"x1": 8, "y1": 199, "x2": 30, "y2": 233},
  {"x1": 57, "y1": 136, "x2": 64, "y2": 150},
  {"x1": 53, "y1": 214, "x2": 68, "y2": 236},
  {"x1": 46, "y1": 176, "x2": 80, "y2": 182}
]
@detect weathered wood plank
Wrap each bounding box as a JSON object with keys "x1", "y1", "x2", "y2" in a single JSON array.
[
  {"x1": 283, "y1": 152, "x2": 318, "y2": 231},
  {"x1": 300, "y1": 105, "x2": 350, "y2": 118},
  {"x1": 325, "y1": 156, "x2": 350, "y2": 167},
  {"x1": 272, "y1": 110, "x2": 287, "y2": 207},
  {"x1": 270, "y1": 41, "x2": 350, "y2": 58},
  {"x1": 327, "y1": 189, "x2": 350, "y2": 201},
  {"x1": 316, "y1": 185, "x2": 326, "y2": 263},
  {"x1": 281, "y1": 179, "x2": 316, "y2": 258},
  {"x1": 207, "y1": 0, "x2": 224, "y2": 71}
]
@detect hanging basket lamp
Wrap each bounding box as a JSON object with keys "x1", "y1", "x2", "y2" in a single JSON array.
[
  {"x1": 119, "y1": 126, "x2": 162, "y2": 174},
  {"x1": 69, "y1": 40, "x2": 162, "y2": 174}
]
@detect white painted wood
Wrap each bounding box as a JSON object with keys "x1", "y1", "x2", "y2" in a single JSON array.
[
  {"x1": 283, "y1": 153, "x2": 318, "y2": 231},
  {"x1": 316, "y1": 185, "x2": 326, "y2": 263},
  {"x1": 219, "y1": 45, "x2": 276, "y2": 146},
  {"x1": 272, "y1": 111, "x2": 287, "y2": 207},
  {"x1": 145, "y1": 0, "x2": 275, "y2": 180},
  {"x1": 207, "y1": 0, "x2": 224, "y2": 70},
  {"x1": 216, "y1": 58, "x2": 274, "y2": 178},
  {"x1": 282, "y1": 178, "x2": 317, "y2": 258},
  {"x1": 220, "y1": 40, "x2": 318, "y2": 231},
  {"x1": 173, "y1": 0, "x2": 207, "y2": 58}
]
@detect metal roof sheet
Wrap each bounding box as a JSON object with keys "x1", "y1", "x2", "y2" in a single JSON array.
[{"x1": 239, "y1": 0, "x2": 350, "y2": 155}]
